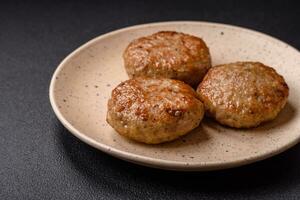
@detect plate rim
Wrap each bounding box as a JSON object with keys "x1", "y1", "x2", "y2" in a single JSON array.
[{"x1": 49, "y1": 21, "x2": 300, "y2": 171}]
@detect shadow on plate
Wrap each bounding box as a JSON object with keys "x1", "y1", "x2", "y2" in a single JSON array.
[
  {"x1": 159, "y1": 125, "x2": 211, "y2": 148},
  {"x1": 56, "y1": 119, "x2": 300, "y2": 197}
]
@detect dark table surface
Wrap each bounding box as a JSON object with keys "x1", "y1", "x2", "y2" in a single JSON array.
[{"x1": 1, "y1": 0, "x2": 300, "y2": 199}]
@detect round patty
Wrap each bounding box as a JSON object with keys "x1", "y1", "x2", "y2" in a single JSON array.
[
  {"x1": 106, "y1": 77, "x2": 204, "y2": 144},
  {"x1": 123, "y1": 31, "x2": 211, "y2": 87},
  {"x1": 197, "y1": 62, "x2": 289, "y2": 128}
]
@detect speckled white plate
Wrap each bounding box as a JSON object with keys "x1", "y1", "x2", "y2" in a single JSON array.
[{"x1": 49, "y1": 21, "x2": 300, "y2": 171}]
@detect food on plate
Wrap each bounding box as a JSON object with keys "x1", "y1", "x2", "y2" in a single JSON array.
[
  {"x1": 123, "y1": 31, "x2": 211, "y2": 87},
  {"x1": 106, "y1": 77, "x2": 205, "y2": 144},
  {"x1": 197, "y1": 62, "x2": 289, "y2": 128}
]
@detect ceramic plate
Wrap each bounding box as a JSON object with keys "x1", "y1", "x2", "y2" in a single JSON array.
[{"x1": 49, "y1": 21, "x2": 300, "y2": 171}]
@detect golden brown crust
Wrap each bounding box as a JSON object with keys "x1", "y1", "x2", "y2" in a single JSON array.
[
  {"x1": 107, "y1": 77, "x2": 204, "y2": 144},
  {"x1": 123, "y1": 31, "x2": 211, "y2": 87},
  {"x1": 197, "y1": 62, "x2": 289, "y2": 128}
]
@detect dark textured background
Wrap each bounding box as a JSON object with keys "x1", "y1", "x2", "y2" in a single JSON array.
[{"x1": 1, "y1": 0, "x2": 300, "y2": 199}]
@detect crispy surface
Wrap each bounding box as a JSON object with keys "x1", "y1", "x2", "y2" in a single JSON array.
[
  {"x1": 197, "y1": 62, "x2": 289, "y2": 128},
  {"x1": 123, "y1": 31, "x2": 211, "y2": 87},
  {"x1": 107, "y1": 77, "x2": 204, "y2": 144}
]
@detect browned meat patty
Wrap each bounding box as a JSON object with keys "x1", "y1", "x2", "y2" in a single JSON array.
[
  {"x1": 123, "y1": 31, "x2": 211, "y2": 87},
  {"x1": 107, "y1": 77, "x2": 205, "y2": 144},
  {"x1": 197, "y1": 62, "x2": 289, "y2": 128}
]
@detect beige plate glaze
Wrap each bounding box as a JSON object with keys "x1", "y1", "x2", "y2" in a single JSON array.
[{"x1": 50, "y1": 21, "x2": 300, "y2": 171}]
